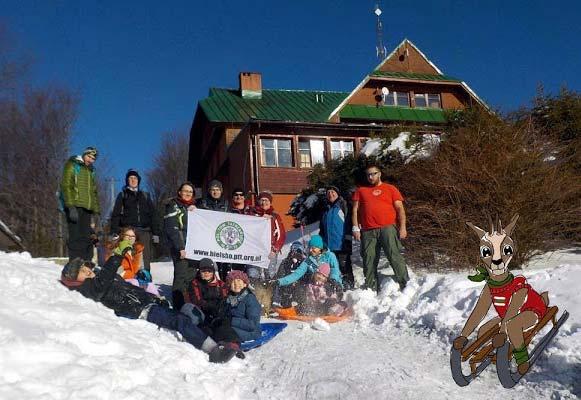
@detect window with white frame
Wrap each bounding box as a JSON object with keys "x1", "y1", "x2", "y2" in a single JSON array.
[
  {"x1": 414, "y1": 93, "x2": 441, "y2": 108},
  {"x1": 298, "y1": 139, "x2": 325, "y2": 168},
  {"x1": 330, "y1": 140, "x2": 354, "y2": 159},
  {"x1": 260, "y1": 138, "x2": 293, "y2": 167},
  {"x1": 383, "y1": 91, "x2": 410, "y2": 107}
]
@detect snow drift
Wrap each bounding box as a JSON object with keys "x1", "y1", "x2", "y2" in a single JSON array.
[{"x1": 0, "y1": 249, "x2": 578, "y2": 399}]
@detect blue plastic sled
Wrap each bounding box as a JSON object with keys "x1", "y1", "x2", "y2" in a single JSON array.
[{"x1": 240, "y1": 322, "x2": 287, "y2": 352}]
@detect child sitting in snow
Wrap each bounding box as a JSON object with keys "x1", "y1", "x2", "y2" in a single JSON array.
[
  {"x1": 202, "y1": 270, "x2": 262, "y2": 354},
  {"x1": 273, "y1": 236, "x2": 343, "y2": 304},
  {"x1": 110, "y1": 227, "x2": 159, "y2": 296},
  {"x1": 184, "y1": 258, "x2": 228, "y2": 323},
  {"x1": 272, "y1": 241, "x2": 307, "y2": 308},
  {"x1": 297, "y1": 263, "x2": 347, "y2": 316}
]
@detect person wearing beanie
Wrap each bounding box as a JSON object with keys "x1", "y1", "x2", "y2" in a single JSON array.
[
  {"x1": 184, "y1": 258, "x2": 228, "y2": 323},
  {"x1": 274, "y1": 234, "x2": 343, "y2": 292},
  {"x1": 204, "y1": 270, "x2": 261, "y2": 344},
  {"x1": 271, "y1": 240, "x2": 307, "y2": 308},
  {"x1": 192, "y1": 268, "x2": 260, "y2": 359},
  {"x1": 229, "y1": 188, "x2": 254, "y2": 216},
  {"x1": 221, "y1": 188, "x2": 256, "y2": 278},
  {"x1": 109, "y1": 169, "x2": 160, "y2": 272},
  {"x1": 196, "y1": 179, "x2": 229, "y2": 212},
  {"x1": 60, "y1": 146, "x2": 101, "y2": 261},
  {"x1": 195, "y1": 179, "x2": 230, "y2": 280},
  {"x1": 299, "y1": 261, "x2": 346, "y2": 317},
  {"x1": 249, "y1": 190, "x2": 286, "y2": 281},
  {"x1": 59, "y1": 254, "x2": 238, "y2": 363},
  {"x1": 319, "y1": 185, "x2": 354, "y2": 289}
]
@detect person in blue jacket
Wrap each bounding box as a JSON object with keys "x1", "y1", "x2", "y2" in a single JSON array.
[
  {"x1": 275, "y1": 235, "x2": 343, "y2": 290},
  {"x1": 319, "y1": 186, "x2": 354, "y2": 289},
  {"x1": 203, "y1": 270, "x2": 261, "y2": 354},
  {"x1": 224, "y1": 270, "x2": 262, "y2": 342}
]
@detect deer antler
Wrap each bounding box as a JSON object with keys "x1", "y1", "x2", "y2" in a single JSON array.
[
  {"x1": 487, "y1": 214, "x2": 494, "y2": 234},
  {"x1": 466, "y1": 221, "x2": 486, "y2": 239},
  {"x1": 504, "y1": 214, "x2": 520, "y2": 236}
]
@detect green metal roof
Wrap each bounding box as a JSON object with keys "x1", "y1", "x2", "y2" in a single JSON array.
[
  {"x1": 340, "y1": 104, "x2": 447, "y2": 123},
  {"x1": 370, "y1": 70, "x2": 461, "y2": 82},
  {"x1": 200, "y1": 88, "x2": 349, "y2": 123}
]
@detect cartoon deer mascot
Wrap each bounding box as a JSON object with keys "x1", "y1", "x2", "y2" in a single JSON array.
[{"x1": 452, "y1": 214, "x2": 548, "y2": 375}]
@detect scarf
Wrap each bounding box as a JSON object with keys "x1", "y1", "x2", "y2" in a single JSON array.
[
  {"x1": 177, "y1": 197, "x2": 195, "y2": 207},
  {"x1": 227, "y1": 288, "x2": 249, "y2": 307},
  {"x1": 467, "y1": 266, "x2": 514, "y2": 287}
]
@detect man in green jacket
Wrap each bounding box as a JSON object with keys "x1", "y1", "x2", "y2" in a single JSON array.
[{"x1": 61, "y1": 146, "x2": 100, "y2": 261}]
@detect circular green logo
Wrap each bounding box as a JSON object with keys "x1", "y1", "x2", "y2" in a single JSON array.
[{"x1": 215, "y1": 221, "x2": 245, "y2": 250}]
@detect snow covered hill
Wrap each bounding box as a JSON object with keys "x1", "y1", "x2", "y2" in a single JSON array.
[{"x1": 0, "y1": 249, "x2": 579, "y2": 400}]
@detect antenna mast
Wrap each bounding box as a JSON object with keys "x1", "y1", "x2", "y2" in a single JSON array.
[{"x1": 374, "y1": 1, "x2": 387, "y2": 61}]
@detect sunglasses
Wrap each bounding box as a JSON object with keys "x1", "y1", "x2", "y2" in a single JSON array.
[
  {"x1": 367, "y1": 171, "x2": 380, "y2": 177},
  {"x1": 233, "y1": 193, "x2": 244, "y2": 197}
]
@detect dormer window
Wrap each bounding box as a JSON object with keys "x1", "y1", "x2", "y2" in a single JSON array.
[
  {"x1": 383, "y1": 91, "x2": 410, "y2": 107},
  {"x1": 414, "y1": 93, "x2": 441, "y2": 108}
]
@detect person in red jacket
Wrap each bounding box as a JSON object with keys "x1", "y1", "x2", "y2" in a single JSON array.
[
  {"x1": 185, "y1": 258, "x2": 228, "y2": 323},
  {"x1": 251, "y1": 191, "x2": 286, "y2": 280}
]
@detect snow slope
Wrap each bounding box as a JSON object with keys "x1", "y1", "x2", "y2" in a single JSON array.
[{"x1": 0, "y1": 249, "x2": 579, "y2": 399}]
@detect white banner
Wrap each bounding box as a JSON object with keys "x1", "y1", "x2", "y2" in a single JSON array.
[{"x1": 185, "y1": 209, "x2": 271, "y2": 268}]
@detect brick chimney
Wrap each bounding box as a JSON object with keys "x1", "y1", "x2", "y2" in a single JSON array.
[{"x1": 239, "y1": 72, "x2": 262, "y2": 99}]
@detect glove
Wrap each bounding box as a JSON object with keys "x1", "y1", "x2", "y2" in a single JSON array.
[
  {"x1": 152, "y1": 235, "x2": 160, "y2": 244},
  {"x1": 452, "y1": 336, "x2": 468, "y2": 350},
  {"x1": 113, "y1": 239, "x2": 133, "y2": 256},
  {"x1": 67, "y1": 207, "x2": 79, "y2": 223},
  {"x1": 155, "y1": 297, "x2": 170, "y2": 308}
]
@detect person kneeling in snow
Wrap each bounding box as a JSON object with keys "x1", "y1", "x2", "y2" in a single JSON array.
[
  {"x1": 59, "y1": 254, "x2": 237, "y2": 364},
  {"x1": 202, "y1": 270, "x2": 261, "y2": 355},
  {"x1": 273, "y1": 235, "x2": 343, "y2": 299},
  {"x1": 271, "y1": 241, "x2": 307, "y2": 308},
  {"x1": 297, "y1": 263, "x2": 347, "y2": 316}
]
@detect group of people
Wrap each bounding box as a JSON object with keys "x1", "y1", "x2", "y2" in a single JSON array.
[
  {"x1": 59, "y1": 147, "x2": 411, "y2": 363},
  {"x1": 162, "y1": 180, "x2": 287, "y2": 311}
]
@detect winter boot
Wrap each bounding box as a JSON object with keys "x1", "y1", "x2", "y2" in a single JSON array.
[{"x1": 208, "y1": 343, "x2": 237, "y2": 364}]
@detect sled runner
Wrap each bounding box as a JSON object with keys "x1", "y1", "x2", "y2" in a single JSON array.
[
  {"x1": 450, "y1": 306, "x2": 569, "y2": 387},
  {"x1": 273, "y1": 306, "x2": 353, "y2": 323},
  {"x1": 240, "y1": 322, "x2": 287, "y2": 351}
]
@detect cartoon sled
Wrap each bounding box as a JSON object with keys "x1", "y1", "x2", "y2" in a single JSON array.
[{"x1": 450, "y1": 215, "x2": 569, "y2": 388}]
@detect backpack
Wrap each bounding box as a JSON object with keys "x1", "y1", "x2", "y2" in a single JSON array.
[{"x1": 56, "y1": 162, "x2": 82, "y2": 212}]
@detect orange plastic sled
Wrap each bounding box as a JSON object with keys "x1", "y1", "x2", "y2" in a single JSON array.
[{"x1": 273, "y1": 306, "x2": 353, "y2": 323}]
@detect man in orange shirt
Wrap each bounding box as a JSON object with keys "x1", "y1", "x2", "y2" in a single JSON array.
[{"x1": 352, "y1": 163, "x2": 409, "y2": 293}]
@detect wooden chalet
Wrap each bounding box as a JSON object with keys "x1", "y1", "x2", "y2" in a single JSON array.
[{"x1": 188, "y1": 39, "x2": 488, "y2": 227}]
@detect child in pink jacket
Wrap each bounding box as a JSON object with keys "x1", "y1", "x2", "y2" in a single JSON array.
[{"x1": 299, "y1": 263, "x2": 347, "y2": 316}]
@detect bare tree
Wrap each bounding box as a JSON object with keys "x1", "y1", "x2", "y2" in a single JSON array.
[
  {"x1": 146, "y1": 130, "x2": 189, "y2": 207},
  {"x1": 0, "y1": 25, "x2": 79, "y2": 257},
  {"x1": 0, "y1": 88, "x2": 79, "y2": 256}
]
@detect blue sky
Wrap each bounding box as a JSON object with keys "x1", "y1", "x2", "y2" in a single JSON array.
[{"x1": 4, "y1": 1, "x2": 581, "y2": 192}]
